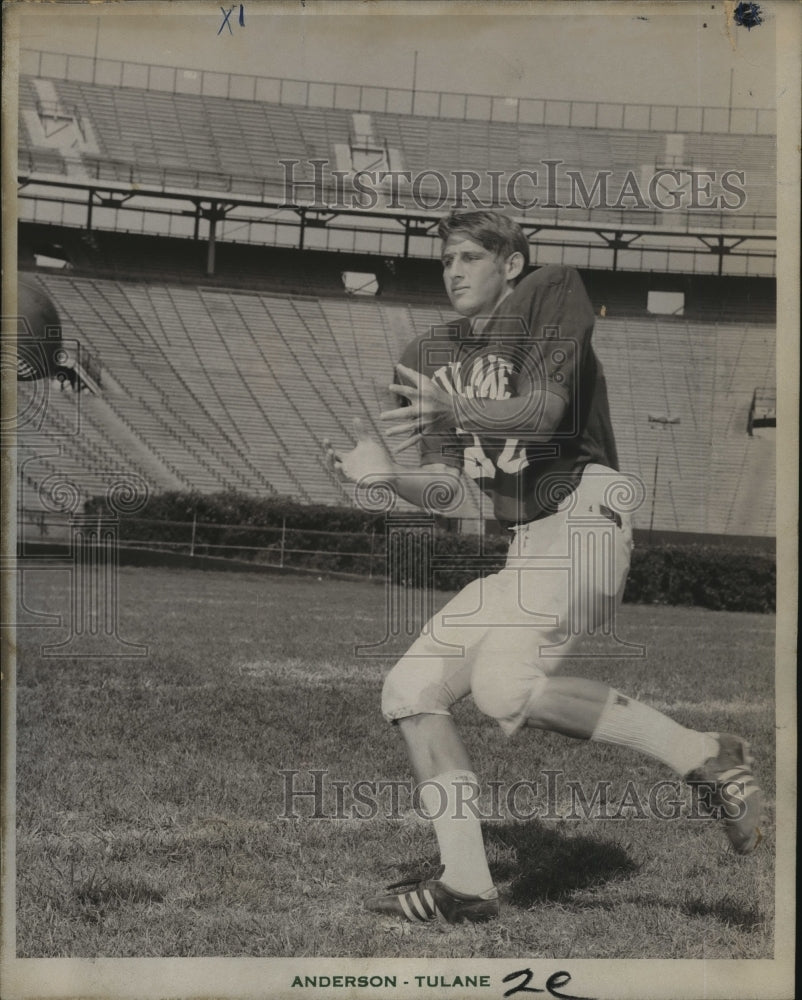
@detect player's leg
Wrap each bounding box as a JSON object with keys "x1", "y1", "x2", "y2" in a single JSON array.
[
  {"x1": 523, "y1": 678, "x2": 762, "y2": 854},
  {"x1": 366, "y1": 579, "x2": 502, "y2": 922},
  {"x1": 524, "y1": 676, "x2": 719, "y2": 775},
  {"x1": 472, "y1": 467, "x2": 763, "y2": 853},
  {"x1": 394, "y1": 711, "x2": 472, "y2": 783},
  {"x1": 393, "y1": 709, "x2": 493, "y2": 896},
  {"x1": 397, "y1": 713, "x2": 496, "y2": 897},
  {"x1": 476, "y1": 659, "x2": 763, "y2": 855},
  {"x1": 380, "y1": 587, "x2": 497, "y2": 899}
]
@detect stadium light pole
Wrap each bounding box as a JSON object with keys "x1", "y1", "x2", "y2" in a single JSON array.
[
  {"x1": 648, "y1": 452, "x2": 659, "y2": 543},
  {"x1": 728, "y1": 67, "x2": 734, "y2": 133},
  {"x1": 646, "y1": 415, "x2": 681, "y2": 541}
]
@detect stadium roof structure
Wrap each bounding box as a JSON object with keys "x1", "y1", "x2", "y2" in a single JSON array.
[{"x1": 18, "y1": 166, "x2": 776, "y2": 278}]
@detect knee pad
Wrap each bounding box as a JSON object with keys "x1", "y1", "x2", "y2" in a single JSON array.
[{"x1": 471, "y1": 663, "x2": 548, "y2": 731}]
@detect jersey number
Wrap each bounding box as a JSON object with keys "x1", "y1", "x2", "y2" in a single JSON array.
[{"x1": 464, "y1": 435, "x2": 528, "y2": 482}]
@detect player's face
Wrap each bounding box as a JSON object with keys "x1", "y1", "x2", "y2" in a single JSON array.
[{"x1": 442, "y1": 234, "x2": 515, "y2": 317}]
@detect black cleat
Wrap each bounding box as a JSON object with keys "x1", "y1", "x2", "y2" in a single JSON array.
[
  {"x1": 364, "y1": 865, "x2": 499, "y2": 924},
  {"x1": 686, "y1": 733, "x2": 764, "y2": 854}
]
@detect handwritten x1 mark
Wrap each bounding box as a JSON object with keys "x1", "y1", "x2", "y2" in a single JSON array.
[
  {"x1": 217, "y1": 4, "x2": 244, "y2": 34},
  {"x1": 218, "y1": 6, "x2": 234, "y2": 34}
]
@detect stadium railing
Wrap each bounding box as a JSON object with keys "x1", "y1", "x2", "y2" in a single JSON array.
[
  {"x1": 21, "y1": 47, "x2": 776, "y2": 136},
  {"x1": 16, "y1": 147, "x2": 778, "y2": 240}
]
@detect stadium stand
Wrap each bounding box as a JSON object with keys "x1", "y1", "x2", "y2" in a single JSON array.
[
  {"x1": 19, "y1": 74, "x2": 776, "y2": 229},
  {"x1": 18, "y1": 272, "x2": 775, "y2": 537},
  {"x1": 590, "y1": 315, "x2": 776, "y2": 535},
  {"x1": 16, "y1": 58, "x2": 776, "y2": 544},
  {"x1": 20, "y1": 74, "x2": 347, "y2": 194},
  {"x1": 372, "y1": 112, "x2": 776, "y2": 225}
]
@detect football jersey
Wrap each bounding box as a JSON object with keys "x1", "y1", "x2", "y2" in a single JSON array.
[{"x1": 397, "y1": 265, "x2": 618, "y2": 526}]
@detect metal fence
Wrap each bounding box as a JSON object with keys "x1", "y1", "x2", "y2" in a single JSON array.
[
  {"x1": 17, "y1": 509, "x2": 482, "y2": 578},
  {"x1": 21, "y1": 48, "x2": 777, "y2": 136}
]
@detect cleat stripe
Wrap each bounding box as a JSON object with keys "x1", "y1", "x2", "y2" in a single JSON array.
[
  {"x1": 423, "y1": 889, "x2": 437, "y2": 918},
  {"x1": 398, "y1": 894, "x2": 421, "y2": 922},
  {"x1": 421, "y1": 888, "x2": 437, "y2": 918},
  {"x1": 409, "y1": 892, "x2": 431, "y2": 921}
]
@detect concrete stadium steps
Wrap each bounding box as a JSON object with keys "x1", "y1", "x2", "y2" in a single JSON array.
[
  {"x1": 15, "y1": 386, "x2": 189, "y2": 534},
  {"x1": 16, "y1": 378, "x2": 181, "y2": 499},
  {"x1": 119, "y1": 285, "x2": 269, "y2": 489},
  {"x1": 21, "y1": 75, "x2": 776, "y2": 225},
  {"x1": 145, "y1": 285, "x2": 293, "y2": 496},
  {"x1": 708, "y1": 429, "x2": 775, "y2": 536},
  {"x1": 705, "y1": 322, "x2": 776, "y2": 535},
  {"x1": 33, "y1": 276, "x2": 273, "y2": 495},
  {"x1": 204, "y1": 292, "x2": 333, "y2": 503},
  {"x1": 371, "y1": 112, "x2": 775, "y2": 225},
  {"x1": 147, "y1": 286, "x2": 297, "y2": 497},
  {"x1": 17, "y1": 461, "x2": 49, "y2": 516},
  {"x1": 592, "y1": 315, "x2": 775, "y2": 535},
  {"x1": 20, "y1": 274, "x2": 775, "y2": 537},
  {"x1": 17, "y1": 77, "x2": 38, "y2": 152},
  {"x1": 16, "y1": 380, "x2": 154, "y2": 509},
  {"x1": 685, "y1": 132, "x2": 775, "y2": 173},
  {"x1": 32, "y1": 77, "x2": 350, "y2": 193}
]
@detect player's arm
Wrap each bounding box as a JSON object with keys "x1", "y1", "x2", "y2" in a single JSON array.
[
  {"x1": 382, "y1": 267, "x2": 594, "y2": 448},
  {"x1": 392, "y1": 462, "x2": 469, "y2": 517},
  {"x1": 384, "y1": 363, "x2": 566, "y2": 445},
  {"x1": 323, "y1": 418, "x2": 468, "y2": 517}
]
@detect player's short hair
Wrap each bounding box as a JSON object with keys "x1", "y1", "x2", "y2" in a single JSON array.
[{"x1": 437, "y1": 210, "x2": 531, "y2": 273}]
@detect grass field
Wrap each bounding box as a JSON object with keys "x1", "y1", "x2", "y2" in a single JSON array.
[{"x1": 15, "y1": 565, "x2": 775, "y2": 958}]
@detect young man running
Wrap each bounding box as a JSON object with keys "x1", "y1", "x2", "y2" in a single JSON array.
[{"x1": 325, "y1": 209, "x2": 763, "y2": 924}]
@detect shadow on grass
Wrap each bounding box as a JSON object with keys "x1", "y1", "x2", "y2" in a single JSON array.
[
  {"x1": 72, "y1": 877, "x2": 166, "y2": 923},
  {"x1": 486, "y1": 825, "x2": 765, "y2": 931},
  {"x1": 681, "y1": 897, "x2": 764, "y2": 931},
  {"x1": 486, "y1": 822, "x2": 639, "y2": 907},
  {"x1": 556, "y1": 895, "x2": 765, "y2": 932}
]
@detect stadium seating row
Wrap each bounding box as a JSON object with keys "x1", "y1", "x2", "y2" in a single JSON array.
[
  {"x1": 18, "y1": 274, "x2": 775, "y2": 537},
  {"x1": 19, "y1": 74, "x2": 776, "y2": 228}
]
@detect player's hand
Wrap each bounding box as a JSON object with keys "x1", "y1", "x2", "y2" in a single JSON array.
[
  {"x1": 324, "y1": 417, "x2": 396, "y2": 484},
  {"x1": 380, "y1": 363, "x2": 456, "y2": 453}
]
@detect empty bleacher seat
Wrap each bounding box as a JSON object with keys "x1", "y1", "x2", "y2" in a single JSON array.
[{"x1": 18, "y1": 272, "x2": 775, "y2": 538}]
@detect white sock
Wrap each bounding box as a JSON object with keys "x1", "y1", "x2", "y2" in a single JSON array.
[
  {"x1": 419, "y1": 770, "x2": 495, "y2": 897},
  {"x1": 591, "y1": 689, "x2": 719, "y2": 777}
]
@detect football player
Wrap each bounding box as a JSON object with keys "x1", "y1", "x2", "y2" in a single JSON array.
[{"x1": 324, "y1": 209, "x2": 763, "y2": 924}]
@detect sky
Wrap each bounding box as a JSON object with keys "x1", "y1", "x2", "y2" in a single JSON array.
[{"x1": 13, "y1": 1, "x2": 778, "y2": 111}]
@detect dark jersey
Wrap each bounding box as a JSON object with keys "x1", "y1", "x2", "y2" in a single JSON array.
[{"x1": 398, "y1": 265, "x2": 618, "y2": 526}]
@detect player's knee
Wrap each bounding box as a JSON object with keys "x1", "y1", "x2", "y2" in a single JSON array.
[
  {"x1": 471, "y1": 666, "x2": 548, "y2": 725},
  {"x1": 470, "y1": 678, "x2": 525, "y2": 723},
  {"x1": 381, "y1": 658, "x2": 454, "y2": 723},
  {"x1": 380, "y1": 665, "x2": 408, "y2": 721}
]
